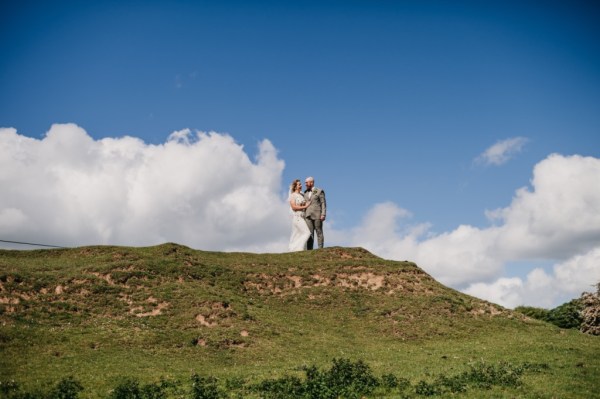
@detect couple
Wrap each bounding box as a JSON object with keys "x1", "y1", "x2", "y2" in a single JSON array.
[{"x1": 288, "y1": 176, "x2": 326, "y2": 252}]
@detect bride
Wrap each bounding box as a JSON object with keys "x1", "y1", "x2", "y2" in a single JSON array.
[{"x1": 288, "y1": 179, "x2": 311, "y2": 251}]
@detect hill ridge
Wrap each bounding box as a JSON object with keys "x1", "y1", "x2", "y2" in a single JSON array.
[
  {"x1": 3, "y1": 244, "x2": 599, "y2": 398},
  {"x1": 0, "y1": 244, "x2": 510, "y2": 338}
]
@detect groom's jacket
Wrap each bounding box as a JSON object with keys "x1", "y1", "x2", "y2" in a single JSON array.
[{"x1": 304, "y1": 188, "x2": 326, "y2": 220}]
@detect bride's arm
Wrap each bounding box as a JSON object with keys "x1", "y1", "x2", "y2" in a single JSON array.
[
  {"x1": 289, "y1": 198, "x2": 311, "y2": 210},
  {"x1": 289, "y1": 198, "x2": 304, "y2": 211}
]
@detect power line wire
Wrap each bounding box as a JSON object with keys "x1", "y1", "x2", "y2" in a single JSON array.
[{"x1": 0, "y1": 239, "x2": 66, "y2": 248}]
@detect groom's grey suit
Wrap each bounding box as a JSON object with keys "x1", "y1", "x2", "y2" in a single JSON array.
[{"x1": 304, "y1": 187, "x2": 326, "y2": 249}]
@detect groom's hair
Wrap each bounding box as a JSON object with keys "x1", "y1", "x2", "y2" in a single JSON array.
[{"x1": 305, "y1": 176, "x2": 314, "y2": 182}]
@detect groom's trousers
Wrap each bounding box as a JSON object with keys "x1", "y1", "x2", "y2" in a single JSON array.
[{"x1": 305, "y1": 217, "x2": 324, "y2": 250}]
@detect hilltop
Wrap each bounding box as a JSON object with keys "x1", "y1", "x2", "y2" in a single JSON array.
[{"x1": 0, "y1": 244, "x2": 598, "y2": 398}]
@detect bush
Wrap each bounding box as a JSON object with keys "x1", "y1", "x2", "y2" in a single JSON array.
[
  {"x1": 0, "y1": 381, "x2": 20, "y2": 397},
  {"x1": 0, "y1": 377, "x2": 83, "y2": 399},
  {"x1": 516, "y1": 300, "x2": 583, "y2": 330},
  {"x1": 411, "y1": 361, "x2": 549, "y2": 396},
  {"x1": 49, "y1": 377, "x2": 84, "y2": 399},
  {"x1": 255, "y1": 376, "x2": 304, "y2": 399},
  {"x1": 380, "y1": 373, "x2": 399, "y2": 389},
  {"x1": 322, "y1": 358, "x2": 379, "y2": 399},
  {"x1": 255, "y1": 358, "x2": 379, "y2": 399},
  {"x1": 190, "y1": 375, "x2": 220, "y2": 399},
  {"x1": 108, "y1": 378, "x2": 176, "y2": 399},
  {"x1": 547, "y1": 300, "x2": 583, "y2": 329},
  {"x1": 515, "y1": 306, "x2": 550, "y2": 321},
  {"x1": 109, "y1": 379, "x2": 143, "y2": 399}
]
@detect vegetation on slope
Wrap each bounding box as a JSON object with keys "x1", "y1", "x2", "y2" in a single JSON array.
[{"x1": 0, "y1": 244, "x2": 598, "y2": 398}]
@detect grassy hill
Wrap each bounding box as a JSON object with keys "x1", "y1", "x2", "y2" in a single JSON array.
[{"x1": 0, "y1": 244, "x2": 598, "y2": 398}]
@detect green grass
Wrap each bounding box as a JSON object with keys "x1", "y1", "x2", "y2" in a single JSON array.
[{"x1": 0, "y1": 244, "x2": 598, "y2": 398}]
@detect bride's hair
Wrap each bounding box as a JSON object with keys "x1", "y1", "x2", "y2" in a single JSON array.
[{"x1": 290, "y1": 179, "x2": 301, "y2": 193}]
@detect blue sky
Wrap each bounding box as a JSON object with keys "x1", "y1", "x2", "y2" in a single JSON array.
[{"x1": 1, "y1": 0, "x2": 599, "y2": 308}]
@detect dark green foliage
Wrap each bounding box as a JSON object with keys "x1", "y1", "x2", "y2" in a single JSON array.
[
  {"x1": 0, "y1": 359, "x2": 550, "y2": 399},
  {"x1": 255, "y1": 376, "x2": 304, "y2": 399},
  {"x1": 415, "y1": 380, "x2": 440, "y2": 396},
  {"x1": 0, "y1": 381, "x2": 20, "y2": 397},
  {"x1": 190, "y1": 375, "x2": 220, "y2": 399},
  {"x1": 547, "y1": 299, "x2": 583, "y2": 329},
  {"x1": 412, "y1": 361, "x2": 549, "y2": 396},
  {"x1": 380, "y1": 373, "x2": 399, "y2": 389},
  {"x1": 255, "y1": 358, "x2": 379, "y2": 399},
  {"x1": 109, "y1": 379, "x2": 141, "y2": 399},
  {"x1": 516, "y1": 300, "x2": 583, "y2": 329},
  {"x1": 108, "y1": 378, "x2": 176, "y2": 399},
  {"x1": 0, "y1": 377, "x2": 82, "y2": 399},
  {"x1": 50, "y1": 377, "x2": 84, "y2": 399},
  {"x1": 515, "y1": 306, "x2": 550, "y2": 321}
]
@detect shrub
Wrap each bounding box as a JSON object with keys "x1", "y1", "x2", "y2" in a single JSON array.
[
  {"x1": 49, "y1": 377, "x2": 84, "y2": 399},
  {"x1": 254, "y1": 358, "x2": 379, "y2": 399},
  {"x1": 547, "y1": 300, "x2": 583, "y2": 329},
  {"x1": 324, "y1": 358, "x2": 379, "y2": 398},
  {"x1": 109, "y1": 379, "x2": 142, "y2": 399},
  {"x1": 415, "y1": 380, "x2": 440, "y2": 396},
  {"x1": 380, "y1": 373, "x2": 399, "y2": 389},
  {"x1": 411, "y1": 361, "x2": 548, "y2": 396},
  {"x1": 516, "y1": 300, "x2": 583, "y2": 330},
  {"x1": 515, "y1": 306, "x2": 550, "y2": 321},
  {"x1": 0, "y1": 380, "x2": 21, "y2": 398},
  {"x1": 190, "y1": 375, "x2": 220, "y2": 399},
  {"x1": 254, "y1": 376, "x2": 304, "y2": 399},
  {"x1": 0, "y1": 377, "x2": 83, "y2": 399},
  {"x1": 108, "y1": 378, "x2": 175, "y2": 399}
]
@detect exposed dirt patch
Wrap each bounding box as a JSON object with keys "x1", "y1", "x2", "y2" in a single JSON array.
[
  {"x1": 0, "y1": 297, "x2": 20, "y2": 305},
  {"x1": 325, "y1": 247, "x2": 375, "y2": 260},
  {"x1": 287, "y1": 275, "x2": 303, "y2": 288},
  {"x1": 118, "y1": 293, "x2": 168, "y2": 317},
  {"x1": 469, "y1": 303, "x2": 506, "y2": 317},
  {"x1": 244, "y1": 271, "x2": 432, "y2": 296},
  {"x1": 91, "y1": 272, "x2": 115, "y2": 286},
  {"x1": 337, "y1": 273, "x2": 385, "y2": 291},
  {"x1": 217, "y1": 338, "x2": 248, "y2": 349},
  {"x1": 195, "y1": 301, "x2": 235, "y2": 327},
  {"x1": 134, "y1": 301, "x2": 169, "y2": 317},
  {"x1": 196, "y1": 314, "x2": 217, "y2": 327}
]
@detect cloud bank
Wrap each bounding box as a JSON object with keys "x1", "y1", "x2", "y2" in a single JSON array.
[
  {"x1": 0, "y1": 124, "x2": 290, "y2": 251},
  {"x1": 337, "y1": 153, "x2": 600, "y2": 307},
  {"x1": 2, "y1": 124, "x2": 598, "y2": 309}
]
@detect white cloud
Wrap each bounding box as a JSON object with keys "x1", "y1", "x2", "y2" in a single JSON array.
[
  {"x1": 2, "y1": 124, "x2": 598, "y2": 309},
  {"x1": 476, "y1": 137, "x2": 529, "y2": 166},
  {"x1": 553, "y1": 246, "x2": 600, "y2": 295},
  {"x1": 463, "y1": 247, "x2": 600, "y2": 308},
  {"x1": 0, "y1": 124, "x2": 290, "y2": 251},
  {"x1": 492, "y1": 154, "x2": 600, "y2": 259},
  {"x1": 343, "y1": 154, "x2": 600, "y2": 307},
  {"x1": 463, "y1": 277, "x2": 525, "y2": 309},
  {"x1": 332, "y1": 202, "x2": 501, "y2": 286}
]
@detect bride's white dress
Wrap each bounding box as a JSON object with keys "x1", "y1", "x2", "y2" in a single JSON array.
[{"x1": 288, "y1": 193, "x2": 311, "y2": 251}]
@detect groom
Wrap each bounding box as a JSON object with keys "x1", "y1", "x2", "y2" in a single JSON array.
[{"x1": 303, "y1": 176, "x2": 326, "y2": 250}]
